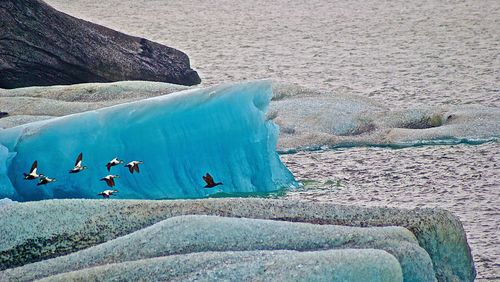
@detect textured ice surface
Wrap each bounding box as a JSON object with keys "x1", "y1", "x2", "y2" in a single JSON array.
[
  {"x1": 36, "y1": 250, "x2": 403, "y2": 282},
  {"x1": 0, "y1": 80, "x2": 188, "y2": 102},
  {"x1": 271, "y1": 84, "x2": 500, "y2": 152},
  {"x1": 0, "y1": 199, "x2": 474, "y2": 281},
  {"x1": 0, "y1": 198, "x2": 15, "y2": 209},
  {"x1": 0, "y1": 81, "x2": 188, "y2": 128},
  {"x1": 3, "y1": 81, "x2": 498, "y2": 153},
  {"x1": 1, "y1": 215, "x2": 432, "y2": 282},
  {"x1": 0, "y1": 81, "x2": 296, "y2": 201},
  {"x1": 3, "y1": 82, "x2": 498, "y2": 151}
]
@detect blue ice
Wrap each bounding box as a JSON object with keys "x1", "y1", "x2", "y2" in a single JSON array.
[{"x1": 0, "y1": 81, "x2": 297, "y2": 201}]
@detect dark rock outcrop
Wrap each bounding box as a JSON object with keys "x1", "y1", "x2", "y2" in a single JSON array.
[{"x1": 0, "y1": 0, "x2": 201, "y2": 89}]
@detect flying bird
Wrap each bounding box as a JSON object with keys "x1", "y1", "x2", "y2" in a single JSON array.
[
  {"x1": 37, "y1": 175, "x2": 56, "y2": 186},
  {"x1": 202, "y1": 173, "x2": 223, "y2": 188},
  {"x1": 106, "y1": 157, "x2": 123, "y2": 172},
  {"x1": 100, "y1": 175, "x2": 119, "y2": 187},
  {"x1": 125, "y1": 161, "x2": 143, "y2": 174},
  {"x1": 23, "y1": 160, "x2": 40, "y2": 180},
  {"x1": 98, "y1": 189, "x2": 118, "y2": 198},
  {"x1": 69, "y1": 152, "x2": 87, "y2": 173}
]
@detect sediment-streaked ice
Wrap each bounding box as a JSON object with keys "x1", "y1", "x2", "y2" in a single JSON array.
[
  {"x1": 271, "y1": 84, "x2": 500, "y2": 152},
  {"x1": 0, "y1": 199, "x2": 474, "y2": 281},
  {"x1": 2, "y1": 81, "x2": 498, "y2": 151},
  {"x1": 37, "y1": 250, "x2": 403, "y2": 282},
  {"x1": 1, "y1": 215, "x2": 433, "y2": 282},
  {"x1": 0, "y1": 81, "x2": 188, "y2": 128},
  {"x1": 0, "y1": 81, "x2": 296, "y2": 201}
]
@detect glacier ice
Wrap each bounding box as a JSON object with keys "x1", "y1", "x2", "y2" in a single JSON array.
[
  {"x1": 34, "y1": 250, "x2": 404, "y2": 282},
  {"x1": 0, "y1": 199, "x2": 475, "y2": 281},
  {"x1": 271, "y1": 83, "x2": 500, "y2": 152},
  {"x1": 0, "y1": 81, "x2": 297, "y2": 201},
  {"x1": 3, "y1": 81, "x2": 498, "y2": 151},
  {"x1": 1, "y1": 215, "x2": 432, "y2": 282}
]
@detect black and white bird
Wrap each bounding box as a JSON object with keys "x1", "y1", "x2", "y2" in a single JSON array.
[
  {"x1": 37, "y1": 175, "x2": 56, "y2": 186},
  {"x1": 98, "y1": 189, "x2": 118, "y2": 198},
  {"x1": 69, "y1": 152, "x2": 87, "y2": 173},
  {"x1": 202, "y1": 173, "x2": 223, "y2": 188},
  {"x1": 106, "y1": 157, "x2": 124, "y2": 171},
  {"x1": 125, "y1": 161, "x2": 143, "y2": 174},
  {"x1": 23, "y1": 160, "x2": 41, "y2": 180},
  {"x1": 100, "y1": 175, "x2": 119, "y2": 187}
]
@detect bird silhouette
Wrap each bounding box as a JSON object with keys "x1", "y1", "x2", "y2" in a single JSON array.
[
  {"x1": 37, "y1": 175, "x2": 56, "y2": 186},
  {"x1": 69, "y1": 152, "x2": 87, "y2": 173},
  {"x1": 125, "y1": 161, "x2": 143, "y2": 174},
  {"x1": 100, "y1": 175, "x2": 119, "y2": 187},
  {"x1": 98, "y1": 189, "x2": 118, "y2": 198},
  {"x1": 203, "y1": 173, "x2": 223, "y2": 188},
  {"x1": 106, "y1": 157, "x2": 123, "y2": 171},
  {"x1": 23, "y1": 160, "x2": 40, "y2": 180}
]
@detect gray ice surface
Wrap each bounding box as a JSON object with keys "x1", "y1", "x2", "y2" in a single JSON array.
[
  {"x1": 0, "y1": 198, "x2": 473, "y2": 281},
  {"x1": 37, "y1": 250, "x2": 403, "y2": 282},
  {"x1": 1, "y1": 215, "x2": 431, "y2": 281}
]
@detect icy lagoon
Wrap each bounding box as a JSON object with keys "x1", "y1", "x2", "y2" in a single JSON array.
[
  {"x1": 0, "y1": 80, "x2": 489, "y2": 281},
  {"x1": 1, "y1": 0, "x2": 498, "y2": 279},
  {"x1": 2, "y1": 80, "x2": 496, "y2": 202}
]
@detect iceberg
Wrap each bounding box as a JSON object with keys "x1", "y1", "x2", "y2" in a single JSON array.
[
  {"x1": 3, "y1": 81, "x2": 498, "y2": 151},
  {"x1": 1, "y1": 215, "x2": 432, "y2": 282},
  {"x1": 271, "y1": 83, "x2": 500, "y2": 152},
  {"x1": 0, "y1": 81, "x2": 297, "y2": 201},
  {"x1": 0, "y1": 199, "x2": 475, "y2": 281},
  {"x1": 33, "y1": 250, "x2": 404, "y2": 282}
]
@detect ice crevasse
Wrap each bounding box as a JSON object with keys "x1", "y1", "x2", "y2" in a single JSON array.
[{"x1": 0, "y1": 80, "x2": 297, "y2": 201}]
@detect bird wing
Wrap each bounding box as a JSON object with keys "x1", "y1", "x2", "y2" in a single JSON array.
[
  {"x1": 106, "y1": 163, "x2": 112, "y2": 171},
  {"x1": 103, "y1": 178, "x2": 114, "y2": 187},
  {"x1": 203, "y1": 173, "x2": 215, "y2": 186},
  {"x1": 30, "y1": 160, "x2": 38, "y2": 174},
  {"x1": 134, "y1": 164, "x2": 140, "y2": 173},
  {"x1": 75, "y1": 153, "x2": 83, "y2": 166},
  {"x1": 128, "y1": 165, "x2": 134, "y2": 174}
]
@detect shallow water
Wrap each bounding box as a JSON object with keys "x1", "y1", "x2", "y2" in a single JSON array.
[{"x1": 41, "y1": 0, "x2": 500, "y2": 279}]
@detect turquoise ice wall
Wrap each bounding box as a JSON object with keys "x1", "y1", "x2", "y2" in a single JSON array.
[{"x1": 0, "y1": 81, "x2": 297, "y2": 201}]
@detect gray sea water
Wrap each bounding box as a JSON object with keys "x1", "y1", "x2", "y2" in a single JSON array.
[{"x1": 45, "y1": 0, "x2": 500, "y2": 279}]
